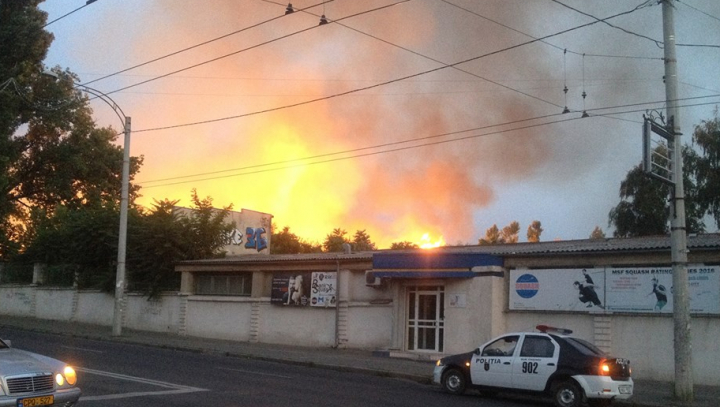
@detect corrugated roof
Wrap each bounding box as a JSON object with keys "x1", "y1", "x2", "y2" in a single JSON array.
[
  {"x1": 440, "y1": 233, "x2": 720, "y2": 256},
  {"x1": 178, "y1": 234, "x2": 720, "y2": 265}
]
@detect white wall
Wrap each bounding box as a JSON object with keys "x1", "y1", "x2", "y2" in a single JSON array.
[
  {"x1": 3, "y1": 283, "x2": 720, "y2": 385},
  {"x1": 184, "y1": 296, "x2": 253, "y2": 341},
  {"x1": 0, "y1": 286, "x2": 35, "y2": 316},
  {"x1": 35, "y1": 288, "x2": 74, "y2": 320}
]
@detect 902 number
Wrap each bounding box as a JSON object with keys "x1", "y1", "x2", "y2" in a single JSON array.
[{"x1": 522, "y1": 361, "x2": 538, "y2": 374}]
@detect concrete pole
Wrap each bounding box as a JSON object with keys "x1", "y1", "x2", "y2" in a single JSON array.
[
  {"x1": 662, "y1": 0, "x2": 693, "y2": 401},
  {"x1": 112, "y1": 116, "x2": 131, "y2": 337}
]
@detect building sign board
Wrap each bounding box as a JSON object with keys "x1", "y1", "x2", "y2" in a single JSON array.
[{"x1": 509, "y1": 266, "x2": 719, "y2": 314}]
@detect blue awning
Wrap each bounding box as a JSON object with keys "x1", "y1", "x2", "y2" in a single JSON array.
[
  {"x1": 372, "y1": 270, "x2": 496, "y2": 279},
  {"x1": 370, "y1": 252, "x2": 504, "y2": 279}
]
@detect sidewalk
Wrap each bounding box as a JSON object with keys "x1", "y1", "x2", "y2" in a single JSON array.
[{"x1": 1, "y1": 315, "x2": 717, "y2": 407}]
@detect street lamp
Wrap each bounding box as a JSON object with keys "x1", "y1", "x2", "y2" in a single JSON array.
[{"x1": 41, "y1": 72, "x2": 131, "y2": 336}]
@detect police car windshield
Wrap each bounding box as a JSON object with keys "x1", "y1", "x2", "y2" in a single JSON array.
[{"x1": 564, "y1": 337, "x2": 606, "y2": 356}]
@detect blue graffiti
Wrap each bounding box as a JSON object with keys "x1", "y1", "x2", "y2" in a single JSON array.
[{"x1": 245, "y1": 227, "x2": 268, "y2": 252}]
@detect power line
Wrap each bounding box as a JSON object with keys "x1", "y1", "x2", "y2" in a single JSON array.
[
  {"x1": 262, "y1": 0, "x2": 562, "y2": 109},
  {"x1": 441, "y1": 0, "x2": 662, "y2": 61},
  {"x1": 677, "y1": 0, "x2": 720, "y2": 23},
  {"x1": 98, "y1": 1, "x2": 409, "y2": 99},
  {"x1": 551, "y1": 0, "x2": 720, "y2": 49},
  {"x1": 82, "y1": 0, "x2": 334, "y2": 87},
  {"x1": 131, "y1": 3, "x2": 653, "y2": 134},
  {"x1": 138, "y1": 94, "x2": 720, "y2": 188},
  {"x1": 43, "y1": 0, "x2": 97, "y2": 28},
  {"x1": 550, "y1": 0, "x2": 663, "y2": 47}
]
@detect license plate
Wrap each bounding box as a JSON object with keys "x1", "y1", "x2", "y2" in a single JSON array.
[
  {"x1": 619, "y1": 385, "x2": 632, "y2": 394},
  {"x1": 17, "y1": 395, "x2": 54, "y2": 407}
]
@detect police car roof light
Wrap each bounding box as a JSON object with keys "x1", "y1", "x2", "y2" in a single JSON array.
[{"x1": 536, "y1": 325, "x2": 573, "y2": 335}]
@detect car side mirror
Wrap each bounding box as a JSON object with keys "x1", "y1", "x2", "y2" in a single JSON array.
[
  {"x1": 2, "y1": 339, "x2": 10, "y2": 347},
  {"x1": 473, "y1": 348, "x2": 480, "y2": 355}
]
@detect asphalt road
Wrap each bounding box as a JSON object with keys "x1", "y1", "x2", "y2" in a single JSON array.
[{"x1": 2, "y1": 328, "x2": 554, "y2": 407}]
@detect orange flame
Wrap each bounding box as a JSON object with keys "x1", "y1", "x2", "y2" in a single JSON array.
[{"x1": 419, "y1": 233, "x2": 445, "y2": 249}]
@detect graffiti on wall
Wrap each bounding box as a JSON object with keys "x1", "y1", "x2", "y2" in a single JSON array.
[{"x1": 244, "y1": 227, "x2": 267, "y2": 252}]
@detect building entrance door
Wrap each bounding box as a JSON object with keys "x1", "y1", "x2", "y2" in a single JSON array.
[{"x1": 406, "y1": 285, "x2": 444, "y2": 352}]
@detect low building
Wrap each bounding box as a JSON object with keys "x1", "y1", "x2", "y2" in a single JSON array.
[{"x1": 176, "y1": 234, "x2": 720, "y2": 384}]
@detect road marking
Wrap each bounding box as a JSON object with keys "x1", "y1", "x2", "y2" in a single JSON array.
[
  {"x1": 217, "y1": 366, "x2": 294, "y2": 379},
  {"x1": 61, "y1": 345, "x2": 104, "y2": 354},
  {"x1": 77, "y1": 367, "x2": 207, "y2": 401}
]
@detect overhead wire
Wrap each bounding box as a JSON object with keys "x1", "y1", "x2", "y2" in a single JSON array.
[
  {"x1": 677, "y1": 0, "x2": 720, "y2": 23},
  {"x1": 97, "y1": 1, "x2": 409, "y2": 100},
  {"x1": 551, "y1": 0, "x2": 720, "y2": 49},
  {"x1": 138, "y1": 93, "x2": 720, "y2": 188},
  {"x1": 130, "y1": 2, "x2": 654, "y2": 134},
  {"x1": 440, "y1": 0, "x2": 662, "y2": 61},
  {"x1": 261, "y1": 0, "x2": 563, "y2": 109},
  {"x1": 43, "y1": 0, "x2": 97, "y2": 28},
  {"x1": 81, "y1": 0, "x2": 334, "y2": 87}
]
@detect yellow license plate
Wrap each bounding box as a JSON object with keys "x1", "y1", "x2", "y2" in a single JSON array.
[{"x1": 18, "y1": 395, "x2": 54, "y2": 407}]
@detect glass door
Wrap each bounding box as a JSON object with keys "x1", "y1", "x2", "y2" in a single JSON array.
[{"x1": 406, "y1": 285, "x2": 444, "y2": 352}]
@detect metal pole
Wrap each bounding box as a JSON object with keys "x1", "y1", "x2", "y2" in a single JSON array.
[
  {"x1": 662, "y1": 0, "x2": 693, "y2": 401},
  {"x1": 112, "y1": 116, "x2": 131, "y2": 336}
]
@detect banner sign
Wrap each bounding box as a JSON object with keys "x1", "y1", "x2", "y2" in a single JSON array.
[
  {"x1": 310, "y1": 272, "x2": 337, "y2": 307},
  {"x1": 606, "y1": 266, "x2": 719, "y2": 314},
  {"x1": 510, "y1": 268, "x2": 606, "y2": 312},
  {"x1": 271, "y1": 272, "x2": 337, "y2": 307},
  {"x1": 509, "y1": 266, "x2": 719, "y2": 314}
]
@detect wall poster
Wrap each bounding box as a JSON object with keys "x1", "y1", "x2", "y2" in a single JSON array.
[
  {"x1": 271, "y1": 271, "x2": 337, "y2": 307},
  {"x1": 509, "y1": 266, "x2": 719, "y2": 314},
  {"x1": 509, "y1": 268, "x2": 606, "y2": 311}
]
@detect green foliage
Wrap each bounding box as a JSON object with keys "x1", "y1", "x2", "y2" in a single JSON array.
[
  {"x1": 609, "y1": 143, "x2": 706, "y2": 238},
  {"x1": 526, "y1": 220, "x2": 543, "y2": 243},
  {"x1": 270, "y1": 225, "x2": 321, "y2": 254},
  {"x1": 479, "y1": 222, "x2": 520, "y2": 244},
  {"x1": 1, "y1": 3, "x2": 143, "y2": 259},
  {"x1": 479, "y1": 224, "x2": 501, "y2": 245},
  {"x1": 590, "y1": 226, "x2": 606, "y2": 240},
  {"x1": 352, "y1": 229, "x2": 377, "y2": 251},
  {"x1": 323, "y1": 228, "x2": 350, "y2": 252},
  {"x1": 16, "y1": 190, "x2": 234, "y2": 297},
  {"x1": 688, "y1": 110, "x2": 720, "y2": 229},
  {"x1": 390, "y1": 241, "x2": 419, "y2": 250}
]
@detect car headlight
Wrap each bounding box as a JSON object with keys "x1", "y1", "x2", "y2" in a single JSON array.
[{"x1": 56, "y1": 366, "x2": 77, "y2": 386}]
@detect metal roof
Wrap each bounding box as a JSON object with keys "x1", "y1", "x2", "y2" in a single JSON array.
[{"x1": 178, "y1": 234, "x2": 720, "y2": 265}]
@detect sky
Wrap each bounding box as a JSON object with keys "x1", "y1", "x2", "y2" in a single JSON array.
[{"x1": 37, "y1": 0, "x2": 720, "y2": 248}]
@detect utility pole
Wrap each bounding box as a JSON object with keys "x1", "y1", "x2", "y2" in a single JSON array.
[{"x1": 662, "y1": 0, "x2": 693, "y2": 401}]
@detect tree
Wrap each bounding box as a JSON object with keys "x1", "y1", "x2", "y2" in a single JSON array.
[
  {"x1": 323, "y1": 228, "x2": 349, "y2": 252},
  {"x1": 688, "y1": 109, "x2": 720, "y2": 229},
  {"x1": 478, "y1": 224, "x2": 501, "y2": 245},
  {"x1": 270, "y1": 225, "x2": 321, "y2": 254},
  {"x1": 1, "y1": 2, "x2": 142, "y2": 259},
  {"x1": 526, "y1": 220, "x2": 543, "y2": 243},
  {"x1": 20, "y1": 190, "x2": 233, "y2": 297},
  {"x1": 352, "y1": 229, "x2": 377, "y2": 251},
  {"x1": 590, "y1": 226, "x2": 606, "y2": 240},
  {"x1": 501, "y1": 221, "x2": 520, "y2": 243},
  {"x1": 609, "y1": 145, "x2": 705, "y2": 237},
  {"x1": 390, "y1": 241, "x2": 419, "y2": 250}
]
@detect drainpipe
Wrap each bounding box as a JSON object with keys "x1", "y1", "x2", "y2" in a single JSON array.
[{"x1": 334, "y1": 259, "x2": 340, "y2": 348}]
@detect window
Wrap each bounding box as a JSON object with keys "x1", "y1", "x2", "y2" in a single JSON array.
[
  {"x1": 520, "y1": 336, "x2": 555, "y2": 358},
  {"x1": 482, "y1": 335, "x2": 519, "y2": 357},
  {"x1": 195, "y1": 273, "x2": 252, "y2": 296}
]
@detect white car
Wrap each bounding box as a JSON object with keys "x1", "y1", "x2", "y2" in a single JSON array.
[
  {"x1": 433, "y1": 325, "x2": 633, "y2": 407},
  {"x1": 0, "y1": 338, "x2": 81, "y2": 407}
]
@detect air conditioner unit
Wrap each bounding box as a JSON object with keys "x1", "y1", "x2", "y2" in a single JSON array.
[{"x1": 365, "y1": 270, "x2": 383, "y2": 287}]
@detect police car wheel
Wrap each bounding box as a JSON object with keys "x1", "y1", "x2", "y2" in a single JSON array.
[
  {"x1": 442, "y1": 368, "x2": 467, "y2": 395},
  {"x1": 552, "y1": 380, "x2": 583, "y2": 407}
]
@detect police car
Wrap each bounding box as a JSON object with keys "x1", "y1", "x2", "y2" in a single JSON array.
[{"x1": 432, "y1": 325, "x2": 632, "y2": 407}]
